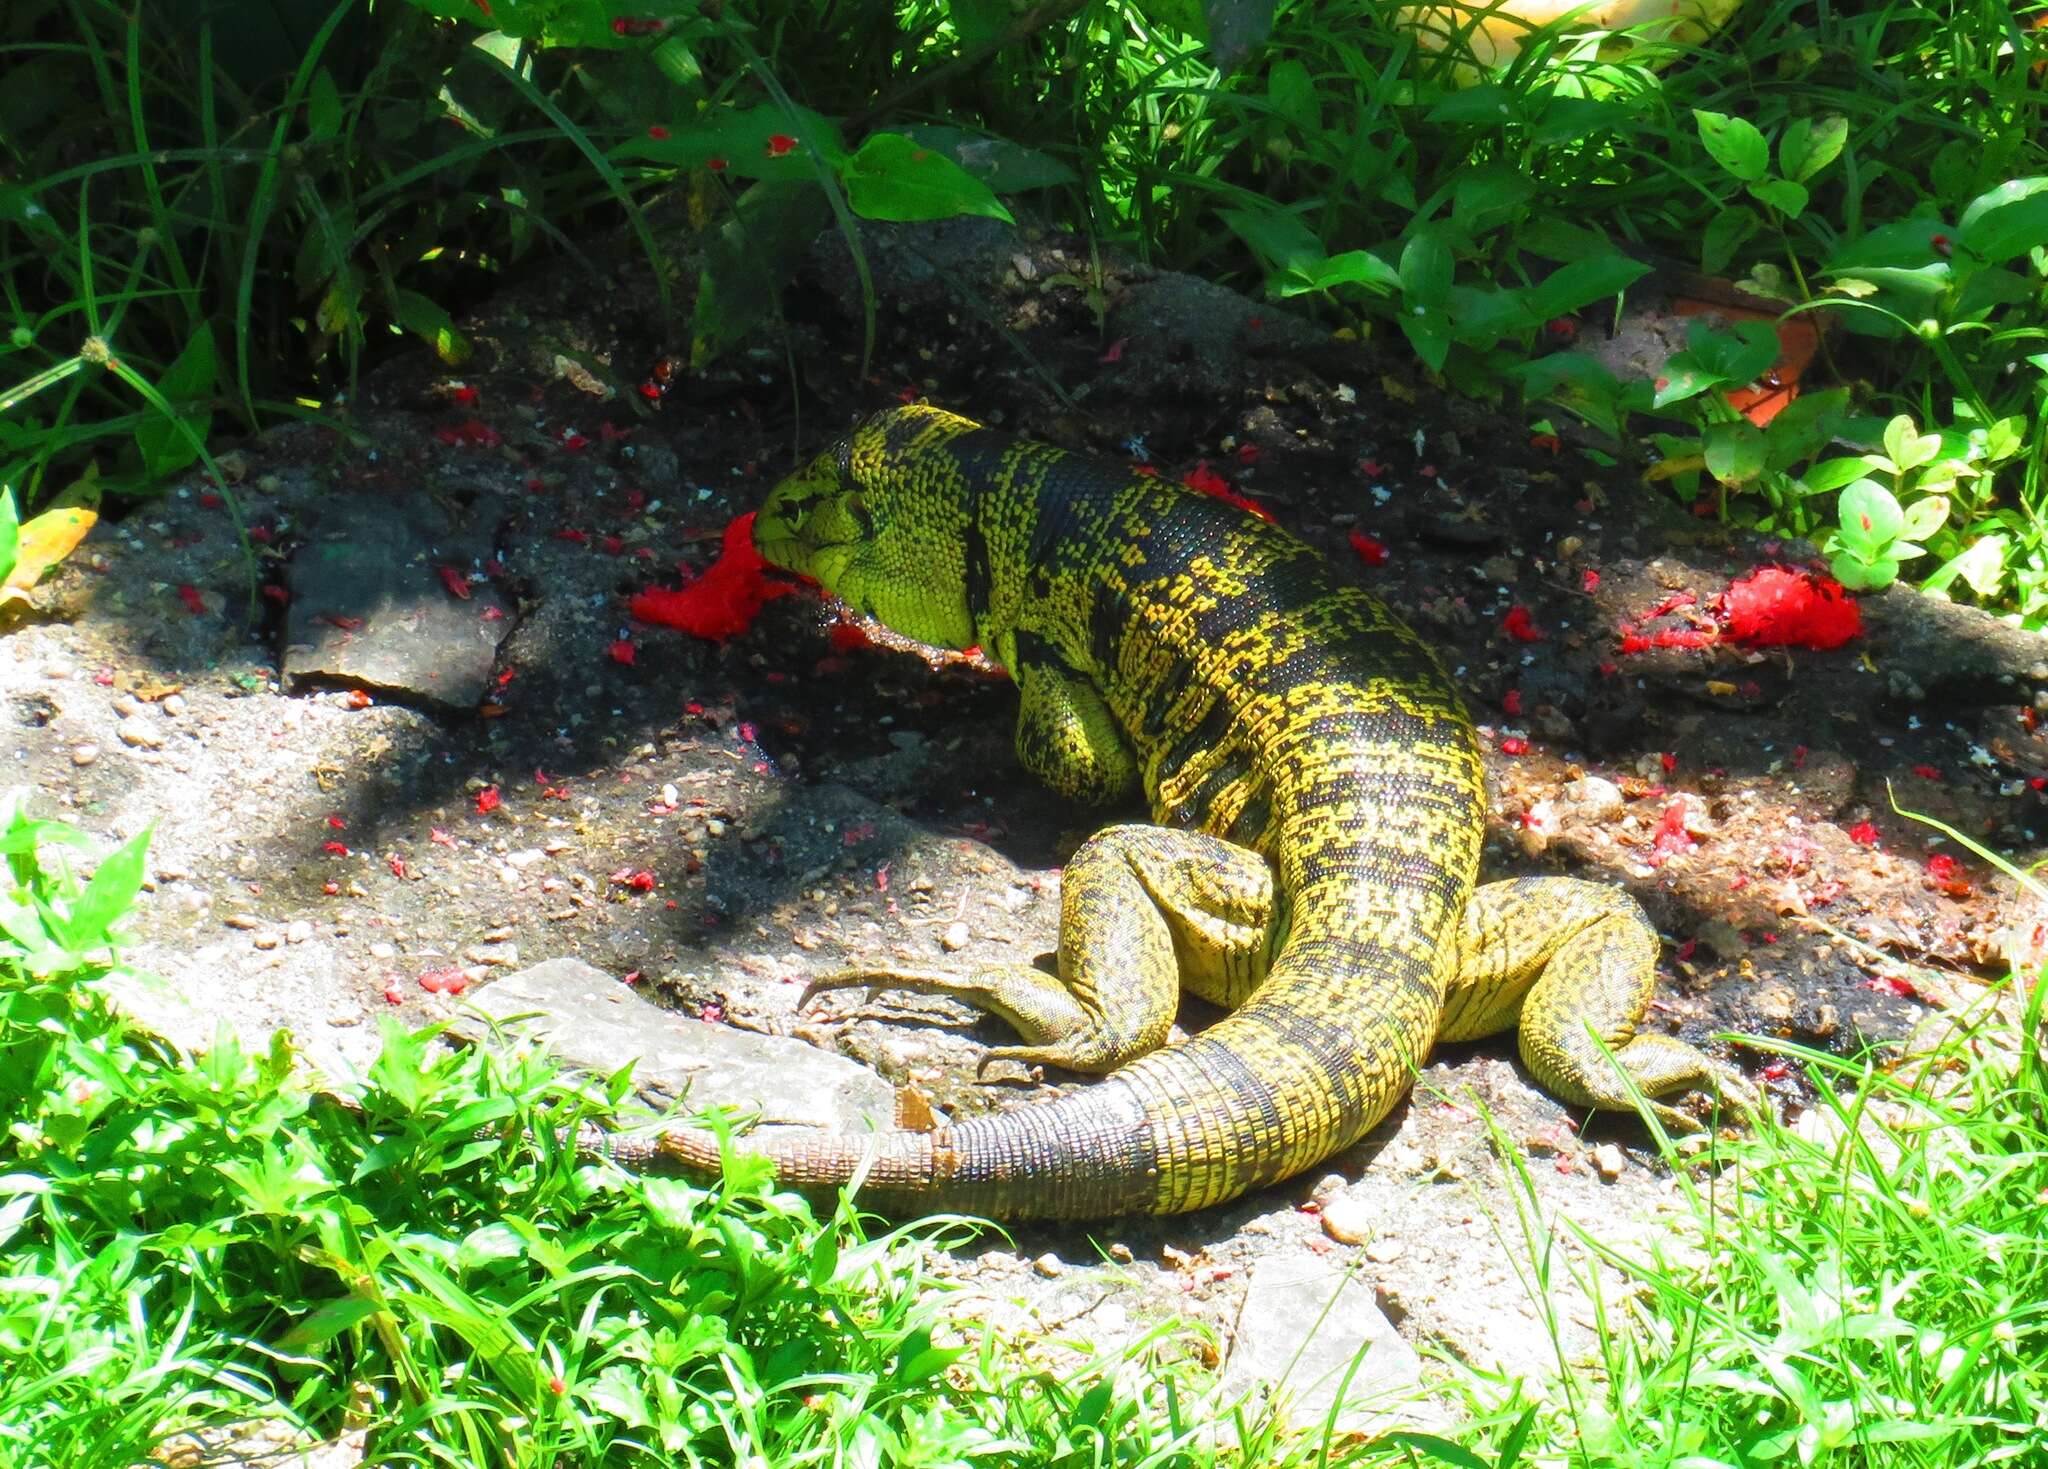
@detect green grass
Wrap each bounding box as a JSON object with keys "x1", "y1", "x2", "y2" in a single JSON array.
[{"x1": 5, "y1": 786, "x2": 2045, "y2": 1466}]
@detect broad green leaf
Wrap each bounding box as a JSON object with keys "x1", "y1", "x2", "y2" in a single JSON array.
[
  {"x1": 60, "y1": 825, "x2": 151, "y2": 954},
  {"x1": 1702, "y1": 206, "x2": 1760, "y2": 274},
  {"x1": 1898, "y1": 495, "x2": 1949, "y2": 540},
  {"x1": 1761, "y1": 387, "x2": 1849, "y2": 470},
  {"x1": 1882, "y1": 414, "x2": 1941, "y2": 472},
  {"x1": 1523, "y1": 254, "x2": 1651, "y2": 320},
  {"x1": 1282, "y1": 248, "x2": 1401, "y2": 298},
  {"x1": 1704, "y1": 420, "x2": 1765, "y2": 484},
  {"x1": 901, "y1": 125, "x2": 1077, "y2": 193},
  {"x1": 1778, "y1": 115, "x2": 1847, "y2": 183},
  {"x1": 691, "y1": 180, "x2": 831, "y2": 369},
  {"x1": 1694, "y1": 110, "x2": 1769, "y2": 182},
  {"x1": 1825, "y1": 263, "x2": 1951, "y2": 298},
  {"x1": 614, "y1": 103, "x2": 846, "y2": 181},
  {"x1": 1399, "y1": 230, "x2": 1454, "y2": 308},
  {"x1": 307, "y1": 67, "x2": 342, "y2": 142},
  {"x1": 134, "y1": 324, "x2": 217, "y2": 479},
  {"x1": 1266, "y1": 58, "x2": 1318, "y2": 131},
  {"x1": 1748, "y1": 177, "x2": 1809, "y2": 218},
  {"x1": 1957, "y1": 176, "x2": 2048, "y2": 234},
  {"x1": 1956, "y1": 187, "x2": 2048, "y2": 265},
  {"x1": 1426, "y1": 85, "x2": 1522, "y2": 126},
  {"x1": 1952, "y1": 533, "x2": 2008, "y2": 596},
  {"x1": 1137, "y1": 0, "x2": 1274, "y2": 68},
  {"x1": 1840, "y1": 478, "x2": 1904, "y2": 549},
  {"x1": 949, "y1": 0, "x2": 1015, "y2": 48},
  {"x1": 1830, "y1": 550, "x2": 1898, "y2": 590},
  {"x1": 1452, "y1": 165, "x2": 1536, "y2": 234},
  {"x1": 1825, "y1": 218, "x2": 1950, "y2": 270},
  {"x1": 391, "y1": 291, "x2": 471, "y2": 366},
  {"x1": 1399, "y1": 304, "x2": 1453, "y2": 372},
  {"x1": 0, "y1": 488, "x2": 17, "y2": 585},
  {"x1": 1219, "y1": 205, "x2": 1324, "y2": 278},
  {"x1": 841, "y1": 132, "x2": 1013, "y2": 224}
]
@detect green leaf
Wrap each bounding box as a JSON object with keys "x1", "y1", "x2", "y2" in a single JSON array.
[
  {"x1": 1451, "y1": 164, "x2": 1537, "y2": 235},
  {"x1": 1778, "y1": 115, "x2": 1847, "y2": 183},
  {"x1": 1882, "y1": 414, "x2": 1941, "y2": 472},
  {"x1": 1219, "y1": 205, "x2": 1324, "y2": 279},
  {"x1": 841, "y1": 132, "x2": 1013, "y2": 224},
  {"x1": 1830, "y1": 549, "x2": 1898, "y2": 590},
  {"x1": 1840, "y1": 478, "x2": 1904, "y2": 550},
  {"x1": 900, "y1": 125, "x2": 1077, "y2": 193},
  {"x1": 1802, "y1": 454, "x2": 1875, "y2": 495},
  {"x1": 1702, "y1": 206, "x2": 1760, "y2": 274},
  {"x1": 1825, "y1": 263, "x2": 1951, "y2": 298},
  {"x1": 1280, "y1": 248, "x2": 1401, "y2": 298},
  {"x1": 1694, "y1": 110, "x2": 1769, "y2": 183},
  {"x1": 60, "y1": 825, "x2": 151, "y2": 954},
  {"x1": 1951, "y1": 533, "x2": 2008, "y2": 596},
  {"x1": 133, "y1": 324, "x2": 217, "y2": 480},
  {"x1": 1266, "y1": 58, "x2": 1318, "y2": 131},
  {"x1": 1748, "y1": 177, "x2": 1809, "y2": 218},
  {"x1": 1704, "y1": 420, "x2": 1766, "y2": 484},
  {"x1": 1955, "y1": 184, "x2": 2048, "y2": 265},
  {"x1": 1654, "y1": 321, "x2": 1777, "y2": 409},
  {"x1": 1957, "y1": 175, "x2": 2048, "y2": 235},
  {"x1": 306, "y1": 67, "x2": 342, "y2": 142},
  {"x1": 614, "y1": 104, "x2": 846, "y2": 181},
  {"x1": 0, "y1": 487, "x2": 18, "y2": 585},
  {"x1": 1426, "y1": 84, "x2": 1522, "y2": 126},
  {"x1": 390, "y1": 291, "x2": 471, "y2": 367},
  {"x1": 949, "y1": 0, "x2": 1015, "y2": 48},
  {"x1": 1399, "y1": 304, "x2": 1453, "y2": 372},
  {"x1": 1898, "y1": 495, "x2": 1949, "y2": 540},
  {"x1": 1399, "y1": 230, "x2": 1454, "y2": 308},
  {"x1": 1523, "y1": 254, "x2": 1651, "y2": 320},
  {"x1": 691, "y1": 181, "x2": 832, "y2": 370},
  {"x1": 1761, "y1": 387, "x2": 1849, "y2": 471}
]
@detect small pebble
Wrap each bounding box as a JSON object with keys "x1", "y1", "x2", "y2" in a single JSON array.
[
  {"x1": 941, "y1": 921, "x2": 970, "y2": 951},
  {"x1": 252, "y1": 931, "x2": 282, "y2": 950},
  {"x1": 71, "y1": 743, "x2": 100, "y2": 767},
  {"x1": 161, "y1": 693, "x2": 188, "y2": 717},
  {"x1": 117, "y1": 722, "x2": 165, "y2": 749},
  {"x1": 466, "y1": 941, "x2": 520, "y2": 967},
  {"x1": 369, "y1": 941, "x2": 397, "y2": 960},
  {"x1": 706, "y1": 818, "x2": 727, "y2": 838},
  {"x1": 1365, "y1": 1236, "x2": 1405, "y2": 1263},
  {"x1": 43, "y1": 661, "x2": 73, "y2": 680},
  {"x1": 1592, "y1": 1143, "x2": 1627, "y2": 1181},
  {"x1": 1320, "y1": 1194, "x2": 1375, "y2": 1245},
  {"x1": 112, "y1": 695, "x2": 145, "y2": 719},
  {"x1": 223, "y1": 913, "x2": 261, "y2": 930},
  {"x1": 1032, "y1": 1252, "x2": 1064, "y2": 1278},
  {"x1": 285, "y1": 920, "x2": 313, "y2": 945},
  {"x1": 1107, "y1": 1242, "x2": 1134, "y2": 1264}
]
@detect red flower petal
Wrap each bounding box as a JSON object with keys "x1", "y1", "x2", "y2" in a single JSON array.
[
  {"x1": 766, "y1": 133, "x2": 797, "y2": 157},
  {"x1": 628, "y1": 511, "x2": 804, "y2": 642},
  {"x1": 608, "y1": 638, "x2": 637, "y2": 665},
  {"x1": 1501, "y1": 606, "x2": 1545, "y2": 643},
  {"x1": 1714, "y1": 567, "x2": 1862, "y2": 650},
  {"x1": 1347, "y1": 530, "x2": 1388, "y2": 567},
  {"x1": 475, "y1": 786, "x2": 501, "y2": 815}
]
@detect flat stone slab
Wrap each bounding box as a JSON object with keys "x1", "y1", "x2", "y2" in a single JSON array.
[
  {"x1": 1222, "y1": 1258, "x2": 1436, "y2": 1438},
  {"x1": 281, "y1": 494, "x2": 510, "y2": 711},
  {"x1": 457, "y1": 957, "x2": 896, "y2": 1132}
]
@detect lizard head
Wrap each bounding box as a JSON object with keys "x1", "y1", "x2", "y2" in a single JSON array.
[{"x1": 754, "y1": 407, "x2": 980, "y2": 649}]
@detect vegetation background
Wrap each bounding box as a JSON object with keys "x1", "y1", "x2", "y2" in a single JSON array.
[{"x1": 2, "y1": 1, "x2": 2045, "y2": 1465}]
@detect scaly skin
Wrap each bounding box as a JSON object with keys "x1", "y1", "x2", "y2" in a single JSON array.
[{"x1": 602, "y1": 406, "x2": 1752, "y2": 1218}]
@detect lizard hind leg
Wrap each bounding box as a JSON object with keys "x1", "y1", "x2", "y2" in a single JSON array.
[
  {"x1": 1446, "y1": 876, "x2": 1758, "y2": 1131},
  {"x1": 801, "y1": 823, "x2": 1279, "y2": 1075}
]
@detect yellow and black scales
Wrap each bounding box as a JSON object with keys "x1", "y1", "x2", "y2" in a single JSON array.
[{"x1": 606, "y1": 406, "x2": 1751, "y2": 1219}]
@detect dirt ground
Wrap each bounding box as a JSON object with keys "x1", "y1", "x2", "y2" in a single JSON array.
[{"x1": 5, "y1": 205, "x2": 2045, "y2": 1399}]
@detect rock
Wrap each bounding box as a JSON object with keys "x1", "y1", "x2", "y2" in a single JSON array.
[
  {"x1": 940, "y1": 921, "x2": 970, "y2": 952},
  {"x1": 465, "y1": 941, "x2": 520, "y2": 967},
  {"x1": 117, "y1": 722, "x2": 165, "y2": 750},
  {"x1": 1032, "y1": 1252, "x2": 1064, "y2": 1278},
  {"x1": 1592, "y1": 1143, "x2": 1627, "y2": 1181},
  {"x1": 1320, "y1": 1194, "x2": 1375, "y2": 1245},
  {"x1": 452, "y1": 956, "x2": 896, "y2": 1131},
  {"x1": 161, "y1": 693, "x2": 188, "y2": 717},
  {"x1": 280, "y1": 495, "x2": 512, "y2": 712},
  {"x1": 1556, "y1": 775, "x2": 1625, "y2": 824},
  {"x1": 71, "y1": 743, "x2": 100, "y2": 766},
  {"x1": 285, "y1": 920, "x2": 313, "y2": 945},
  {"x1": 1221, "y1": 1259, "x2": 1433, "y2": 1438}
]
